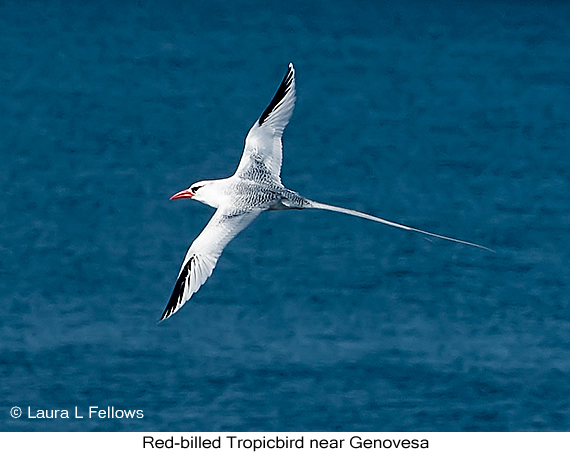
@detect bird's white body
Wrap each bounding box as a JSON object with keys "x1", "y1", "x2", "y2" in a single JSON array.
[{"x1": 161, "y1": 63, "x2": 490, "y2": 321}]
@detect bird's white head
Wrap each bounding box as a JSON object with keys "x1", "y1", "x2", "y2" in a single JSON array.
[{"x1": 170, "y1": 180, "x2": 224, "y2": 208}]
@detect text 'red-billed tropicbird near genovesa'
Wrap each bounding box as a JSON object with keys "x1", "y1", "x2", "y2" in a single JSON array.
[{"x1": 160, "y1": 63, "x2": 492, "y2": 321}]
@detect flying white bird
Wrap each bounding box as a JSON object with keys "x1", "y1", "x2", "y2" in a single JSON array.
[{"x1": 161, "y1": 63, "x2": 491, "y2": 321}]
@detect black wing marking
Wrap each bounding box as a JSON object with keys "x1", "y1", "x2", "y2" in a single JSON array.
[
  {"x1": 160, "y1": 256, "x2": 194, "y2": 321},
  {"x1": 258, "y1": 63, "x2": 295, "y2": 126}
]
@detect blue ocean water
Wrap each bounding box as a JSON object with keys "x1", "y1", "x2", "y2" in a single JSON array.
[{"x1": 1, "y1": 0, "x2": 569, "y2": 432}]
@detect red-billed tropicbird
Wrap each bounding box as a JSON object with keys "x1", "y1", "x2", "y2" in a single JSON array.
[{"x1": 161, "y1": 63, "x2": 491, "y2": 321}]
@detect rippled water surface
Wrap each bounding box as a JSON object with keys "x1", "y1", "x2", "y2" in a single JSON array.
[{"x1": 2, "y1": 0, "x2": 570, "y2": 431}]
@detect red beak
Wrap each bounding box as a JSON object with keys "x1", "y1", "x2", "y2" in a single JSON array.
[{"x1": 170, "y1": 188, "x2": 194, "y2": 200}]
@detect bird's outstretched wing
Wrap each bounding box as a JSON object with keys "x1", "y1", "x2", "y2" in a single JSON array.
[
  {"x1": 234, "y1": 62, "x2": 296, "y2": 183},
  {"x1": 160, "y1": 208, "x2": 261, "y2": 321}
]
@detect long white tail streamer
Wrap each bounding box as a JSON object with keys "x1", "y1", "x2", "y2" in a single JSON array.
[{"x1": 307, "y1": 200, "x2": 494, "y2": 252}]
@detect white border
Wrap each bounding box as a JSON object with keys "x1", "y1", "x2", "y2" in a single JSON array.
[{"x1": 0, "y1": 432, "x2": 568, "y2": 452}]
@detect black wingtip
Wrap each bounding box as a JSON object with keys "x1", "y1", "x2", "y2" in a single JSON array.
[
  {"x1": 258, "y1": 63, "x2": 295, "y2": 126},
  {"x1": 159, "y1": 257, "x2": 193, "y2": 321},
  {"x1": 159, "y1": 301, "x2": 175, "y2": 323},
  {"x1": 159, "y1": 285, "x2": 179, "y2": 321}
]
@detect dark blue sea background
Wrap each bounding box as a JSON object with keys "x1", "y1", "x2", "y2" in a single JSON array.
[{"x1": 2, "y1": 0, "x2": 569, "y2": 432}]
